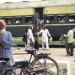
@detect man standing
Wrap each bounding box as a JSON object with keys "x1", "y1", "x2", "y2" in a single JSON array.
[
  {"x1": 27, "y1": 26, "x2": 34, "y2": 47},
  {"x1": 0, "y1": 19, "x2": 14, "y2": 75},
  {"x1": 64, "y1": 28, "x2": 75, "y2": 56},
  {"x1": 37, "y1": 26, "x2": 52, "y2": 50}
]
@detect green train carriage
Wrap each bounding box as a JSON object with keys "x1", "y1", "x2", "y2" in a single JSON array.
[
  {"x1": 44, "y1": 6, "x2": 75, "y2": 40},
  {"x1": 0, "y1": 8, "x2": 35, "y2": 37},
  {"x1": 0, "y1": 1, "x2": 75, "y2": 41}
]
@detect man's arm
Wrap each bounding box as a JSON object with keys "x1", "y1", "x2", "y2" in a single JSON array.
[
  {"x1": 47, "y1": 29, "x2": 51, "y2": 38},
  {"x1": 47, "y1": 29, "x2": 53, "y2": 41},
  {"x1": 37, "y1": 29, "x2": 43, "y2": 35},
  {"x1": 64, "y1": 30, "x2": 70, "y2": 38},
  {"x1": 3, "y1": 32, "x2": 12, "y2": 47}
]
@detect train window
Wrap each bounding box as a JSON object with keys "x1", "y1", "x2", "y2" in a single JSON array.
[
  {"x1": 57, "y1": 15, "x2": 66, "y2": 23},
  {"x1": 5, "y1": 17, "x2": 13, "y2": 25},
  {"x1": 0, "y1": 17, "x2": 4, "y2": 20},
  {"x1": 68, "y1": 15, "x2": 75, "y2": 23},
  {"x1": 15, "y1": 17, "x2": 22, "y2": 25},
  {"x1": 45, "y1": 17, "x2": 50, "y2": 24},
  {"x1": 45, "y1": 15, "x2": 55, "y2": 24},
  {"x1": 24, "y1": 16, "x2": 33, "y2": 24}
]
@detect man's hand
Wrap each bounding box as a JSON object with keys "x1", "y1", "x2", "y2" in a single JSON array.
[
  {"x1": 50, "y1": 37, "x2": 53, "y2": 41},
  {"x1": 48, "y1": 37, "x2": 53, "y2": 42},
  {"x1": 64, "y1": 34, "x2": 66, "y2": 36},
  {"x1": 64, "y1": 34, "x2": 67, "y2": 37},
  {"x1": 0, "y1": 40, "x2": 5, "y2": 46}
]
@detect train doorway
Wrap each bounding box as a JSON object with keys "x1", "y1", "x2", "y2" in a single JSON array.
[{"x1": 35, "y1": 8, "x2": 44, "y2": 25}]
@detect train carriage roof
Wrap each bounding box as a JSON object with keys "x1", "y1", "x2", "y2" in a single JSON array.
[
  {"x1": 0, "y1": 0, "x2": 75, "y2": 9},
  {"x1": 0, "y1": 1, "x2": 75, "y2": 16}
]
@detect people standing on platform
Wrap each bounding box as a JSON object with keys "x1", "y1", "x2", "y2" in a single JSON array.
[
  {"x1": 27, "y1": 26, "x2": 34, "y2": 47},
  {"x1": 0, "y1": 19, "x2": 14, "y2": 75},
  {"x1": 22, "y1": 32, "x2": 27, "y2": 47},
  {"x1": 64, "y1": 28, "x2": 75, "y2": 56},
  {"x1": 34, "y1": 26, "x2": 40, "y2": 50},
  {"x1": 37, "y1": 26, "x2": 52, "y2": 50}
]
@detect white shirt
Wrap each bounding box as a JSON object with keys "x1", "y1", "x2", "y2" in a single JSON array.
[
  {"x1": 27, "y1": 28, "x2": 34, "y2": 43},
  {"x1": 64, "y1": 30, "x2": 74, "y2": 43},
  {"x1": 37, "y1": 29, "x2": 51, "y2": 42},
  {"x1": 67, "y1": 30, "x2": 74, "y2": 43}
]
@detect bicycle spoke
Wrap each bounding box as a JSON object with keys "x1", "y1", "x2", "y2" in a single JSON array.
[{"x1": 32, "y1": 57, "x2": 59, "y2": 75}]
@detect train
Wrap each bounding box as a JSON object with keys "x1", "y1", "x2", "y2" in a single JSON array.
[{"x1": 0, "y1": 1, "x2": 75, "y2": 41}]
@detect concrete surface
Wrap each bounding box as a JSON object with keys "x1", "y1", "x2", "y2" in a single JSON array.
[{"x1": 12, "y1": 47, "x2": 75, "y2": 75}]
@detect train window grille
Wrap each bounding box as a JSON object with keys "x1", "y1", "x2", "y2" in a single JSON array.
[
  {"x1": 68, "y1": 15, "x2": 75, "y2": 23},
  {"x1": 57, "y1": 15, "x2": 66, "y2": 23},
  {"x1": 15, "y1": 18, "x2": 22, "y2": 25},
  {"x1": 5, "y1": 18, "x2": 13, "y2": 25},
  {"x1": 24, "y1": 16, "x2": 33, "y2": 24},
  {"x1": 0, "y1": 17, "x2": 4, "y2": 20},
  {"x1": 45, "y1": 15, "x2": 55, "y2": 24}
]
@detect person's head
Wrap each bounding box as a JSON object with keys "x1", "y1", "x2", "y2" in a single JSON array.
[
  {"x1": 29, "y1": 26, "x2": 33, "y2": 30},
  {"x1": 43, "y1": 26, "x2": 46, "y2": 30},
  {"x1": 0, "y1": 19, "x2": 6, "y2": 34}
]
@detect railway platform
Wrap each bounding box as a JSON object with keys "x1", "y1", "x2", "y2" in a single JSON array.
[{"x1": 13, "y1": 47, "x2": 75, "y2": 75}]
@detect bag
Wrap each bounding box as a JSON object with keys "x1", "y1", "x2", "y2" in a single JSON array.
[{"x1": 22, "y1": 34, "x2": 27, "y2": 42}]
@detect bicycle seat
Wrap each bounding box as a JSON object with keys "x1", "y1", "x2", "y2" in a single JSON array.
[
  {"x1": 26, "y1": 48, "x2": 36, "y2": 55},
  {"x1": 0, "y1": 57, "x2": 9, "y2": 62},
  {"x1": 36, "y1": 53, "x2": 50, "y2": 58}
]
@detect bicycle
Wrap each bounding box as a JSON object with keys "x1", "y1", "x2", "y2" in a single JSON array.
[
  {"x1": 0, "y1": 57, "x2": 53, "y2": 75},
  {"x1": 14, "y1": 46, "x2": 59, "y2": 75},
  {"x1": 26, "y1": 48, "x2": 59, "y2": 75},
  {"x1": 0, "y1": 42, "x2": 59, "y2": 75}
]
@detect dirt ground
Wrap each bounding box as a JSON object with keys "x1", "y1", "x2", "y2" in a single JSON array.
[{"x1": 12, "y1": 47, "x2": 75, "y2": 75}]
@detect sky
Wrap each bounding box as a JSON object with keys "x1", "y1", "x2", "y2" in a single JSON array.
[{"x1": 0, "y1": 0, "x2": 41, "y2": 3}]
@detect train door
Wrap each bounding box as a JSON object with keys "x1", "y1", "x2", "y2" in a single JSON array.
[{"x1": 35, "y1": 8, "x2": 44, "y2": 26}]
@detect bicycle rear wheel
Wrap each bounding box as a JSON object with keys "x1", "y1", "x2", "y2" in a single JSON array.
[{"x1": 31, "y1": 56, "x2": 59, "y2": 75}]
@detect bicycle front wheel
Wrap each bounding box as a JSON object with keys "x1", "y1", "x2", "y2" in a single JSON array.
[
  {"x1": 35, "y1": 70, "x2": 56, "y2": 75},
  {"x1": 4, "y1": 70, "x2": 16, "y2": 75},
  {"x1": 20, "y1": 69, "x2": 56, "y2": 75},
  {"x1": 31, "y1": 56, "x2": 59, "y2": 75}
]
